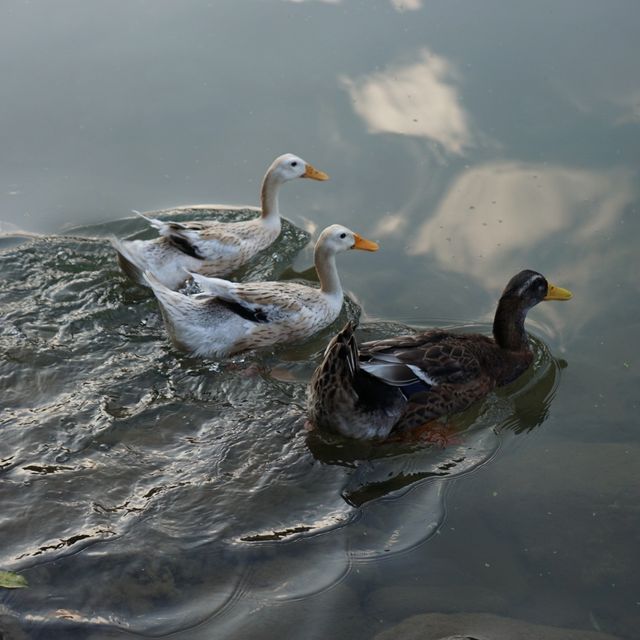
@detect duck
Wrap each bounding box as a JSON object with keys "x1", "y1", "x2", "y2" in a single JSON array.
[
  {"x1": 143, "y1": 224, "x2": 379, "y2": 358},
  {"x1": 307, "y1": 269, "x2": 572, "y2": 440},
  {"x1": 112, "y1": 153, "x2": 329, "y2": 290}
]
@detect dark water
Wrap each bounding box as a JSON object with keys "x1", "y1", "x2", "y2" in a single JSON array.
[{"x1": 1, "y1": 2, "x2": 639, "y2": 639}]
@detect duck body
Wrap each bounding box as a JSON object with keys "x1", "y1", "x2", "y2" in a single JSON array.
[
  {"x1": 308, "y1": 270, "x2": 572, "y2": 440},
  {"x1": 145, "y1": 224, "x2": 379, "y2": 357},
  {"x1": 147, "y1": 276, "x2": 344, "y2": 358},
  {"x1": 113, "y1": 153, "x2": 328, "y2": 290},
  {"x1": 309, "y1": 325, "x2": 532, "y2": 440},
  {"x1": 113, "y1": 214, "x2": 280, "y2": 290}
]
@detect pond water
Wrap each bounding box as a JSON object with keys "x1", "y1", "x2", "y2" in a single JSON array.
[{"x1": 1, "y1": 2, "x2": 639, "y2": 639}]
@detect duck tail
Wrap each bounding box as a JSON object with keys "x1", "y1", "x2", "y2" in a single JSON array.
[
  {"x1": 308, "y1": 321, "x2": 362, "y2": 428},
  {"x1": 142, "y1": 269, "x2": 171, "y2": 297},
  {"x1": 134, "y1": 210, "x2": 166, "y2": 232},
  {"x1": 141, "y1": 269, "x2": 190, "y2": 315},
  {"x1": 337, "y1": 320, "x2": 359, "y2": 375},
  {"x1": 110, "y1": 235, "x2": 146, "y2": 285},
  {"x1": 318, "y1": 320, "x2": 360, "y2": 380},
  {"x1": 187, "y1": 270, "x2": 231, "y2": 297}
]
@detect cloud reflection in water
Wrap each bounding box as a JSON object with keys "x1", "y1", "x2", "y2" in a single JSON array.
[
  {"x1": 390, "y1": 0, "x2": 424, "y2": 11},
  {"x1": 410, "y1": 163, "x2": 633, "y2": 274},
  {"x1": 407, "y1": 161, "x2": 636, "y2": 334},
  {"x1": 342, "y1": 48, "x2": 473, "y2": 155},
  {"x1": 284, "y1": 0, "x2": 423, "y2": 10}
]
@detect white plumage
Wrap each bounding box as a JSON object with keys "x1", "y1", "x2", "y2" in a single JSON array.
[
  {"x1": 144, "y1": 224, "x2": 379, "y2": 358},
  {"x1": 112, "y1": 153, "x2": 328, "y2": 290}
]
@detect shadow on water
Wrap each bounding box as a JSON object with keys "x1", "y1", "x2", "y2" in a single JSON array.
[{"x1": 0, "y1": 216, "x2": 565, "y2": 638}]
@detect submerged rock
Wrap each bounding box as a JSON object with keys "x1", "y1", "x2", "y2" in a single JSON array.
[{"x1": 374, "y1": 612, "x2": 622, "y2": 640}]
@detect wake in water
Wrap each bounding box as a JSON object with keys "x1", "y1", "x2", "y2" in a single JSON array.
[{"x1": 0, "y1": 213, "x2": 564, "y2": 637}]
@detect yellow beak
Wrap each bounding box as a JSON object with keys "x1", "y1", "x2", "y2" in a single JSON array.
[
  {"x1": 352, "y1": 233, "x2": 379, "y2": 252},
  {"x1": 302, "y1": 164, "x2": 330, "y2": 181},
  {"x1": 544, "y1": 283, "x2": 573, "y2": 301}
]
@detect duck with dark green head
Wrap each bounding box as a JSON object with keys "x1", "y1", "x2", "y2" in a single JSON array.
[{"x1": 307, "y1": 270, "x2": 572, "y2": 440}]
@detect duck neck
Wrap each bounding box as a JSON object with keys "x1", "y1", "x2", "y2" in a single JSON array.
[
  {"x1": 260, "y1": 171, "x2": 282, "y2": 226},
  {"x1": 314, "y1": 245, "x2": 343, "y2": 299},
  {"x1": 492, "y1": 297, "x2": 530, "y2": 352}
]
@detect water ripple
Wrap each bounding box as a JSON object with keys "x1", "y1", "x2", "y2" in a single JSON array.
[{"x1": 0, "y1": 214, "x2": 563, "y2": 636}]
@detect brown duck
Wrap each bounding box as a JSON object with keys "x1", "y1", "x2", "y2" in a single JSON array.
[{"x1": 307, "y1": 270, "x2": 572, "y2": 440}]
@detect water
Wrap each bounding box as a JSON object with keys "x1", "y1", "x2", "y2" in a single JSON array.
[{"x1": 1, "y1": 2, "x2": 639, "y2": 639}]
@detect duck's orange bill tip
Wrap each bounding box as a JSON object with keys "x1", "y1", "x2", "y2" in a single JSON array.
[
  {"x1": 544, "y1": 283, "x2": 573, "y2": 301},
  {"x1": 352, "y1": 234, "x2": 379, "y2": 252},
  {"x1": 303, "y1": 164, "x2": 330, "y2": 181}
]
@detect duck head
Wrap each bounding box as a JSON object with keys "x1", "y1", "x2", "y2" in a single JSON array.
[
  {"x1": 501, "y1": 269, "x2": 573, "y2": 310},
  {"x1": 494, "y1": 269, "x2": 572, "y2": 351},
  {"x1": 269, "y1": 153, "x2": 329, "y2": 183},
  {"x1": 316, "y1": 224, "x2": 379, "y2": 255}
]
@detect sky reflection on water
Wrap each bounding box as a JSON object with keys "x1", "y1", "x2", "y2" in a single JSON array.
[
  {"x1": 1, "y1": 1, "x2": 640, "y2": 638},
  {"x1": 342, "y1": 48, "x2": 474, "y2": 154}
]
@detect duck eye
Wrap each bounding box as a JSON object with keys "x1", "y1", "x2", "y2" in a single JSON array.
[
  {"x1": 291, "y1": 161, "x2": 298, "y2": 167},
  {"x1": 339, "y1": 233, "x2": 346, "y2": 239}
]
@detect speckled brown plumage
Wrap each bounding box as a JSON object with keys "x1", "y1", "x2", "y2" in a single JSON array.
[{"x1": 307, "y1": 270, "x2": 572, "y2": 440}]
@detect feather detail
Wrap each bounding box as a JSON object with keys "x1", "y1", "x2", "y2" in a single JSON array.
[
  {"x1": 188, "y1": 271, "x2": 236, "y2": 297},
  {"x1": 144, "y1": 225, "x2": 376, "y2": 357},
  {"x1": 113, "y1": 154, "x2": 328, "y2": 290},
  {"x1": 307, "y1": 270, "x2": 572, "y2": 440},
  {"x1": 135, "y1": 210, "x2": 167, "y2": 231}
]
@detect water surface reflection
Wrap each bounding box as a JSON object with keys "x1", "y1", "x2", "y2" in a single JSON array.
[
  {"x1": 0, "y1": 216, "x2": 565, "y2": 636},
  {"x1": 342, "y1": 48, "x2": 474, "y2": 155},
  {"x1": 2, "y1": 2, "x2": 639, "y2": 637}
]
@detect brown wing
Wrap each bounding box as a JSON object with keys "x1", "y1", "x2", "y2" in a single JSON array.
[
  {"x1": 394, "y1": 377, "x2": 494, "y2": 432},
  {"x1": 360, "y1": 331, "x2": 494, "y2": 387},
  {"x1": 359, "y1": 331, "x2": 498, "y2": 432}
]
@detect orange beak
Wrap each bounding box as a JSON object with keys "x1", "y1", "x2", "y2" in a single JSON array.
[
  {"x1": 302, "y1": 163, "x2": 330, "y2": 181},
  {"x1": 352, "y1": 233, "x2": 379, "y2": 251}
]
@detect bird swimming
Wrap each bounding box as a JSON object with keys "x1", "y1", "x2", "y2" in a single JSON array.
[
  {"x1": 144, "y1": 224, "x2": 379, "y2": 358},
  {"x1": 112, "y1": 153, "x2": 328, "y2": 290},
  {"x1": 307, "y1": 270, "x2": 572, "y2": 440}
]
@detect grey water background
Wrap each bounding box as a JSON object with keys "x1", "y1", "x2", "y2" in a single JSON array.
[{"x1": 1, "y1": 1, "x2": 639, "y2": 638}]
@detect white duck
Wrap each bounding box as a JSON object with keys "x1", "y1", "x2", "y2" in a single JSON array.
[
  {"x1": 143, "y1": 224, "x2": 379, "y2": 358},
  {"x1": 112, "y1": 153, "x2": 328, "y2": 290}
]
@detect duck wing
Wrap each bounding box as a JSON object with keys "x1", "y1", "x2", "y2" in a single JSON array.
[
  {"x1": 190, "y1": 272, "x2": 308, "y2": 324},
  {"x1": 394, "y1": 376, "x2": 494, "y2": 432},
  {"x1": 138, "y1": 213, "x2": 243, "y2": 261},
  {"x1": 360, "y1": 331, "x2": 497, "y2": 431},
  {"x1": 360, "y1": 331, "x2": 484, "y2": 387}
]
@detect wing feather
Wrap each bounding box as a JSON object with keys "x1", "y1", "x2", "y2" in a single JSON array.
[
  {"x1": 190, "y1": 275, "x2": 312, "y2": 325},
  {"x1": 360, "y1": 331, "x2": 493, "y2": 387}
]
